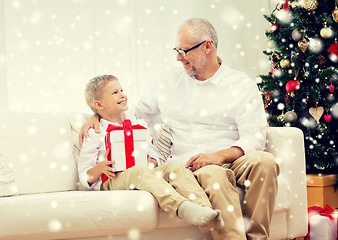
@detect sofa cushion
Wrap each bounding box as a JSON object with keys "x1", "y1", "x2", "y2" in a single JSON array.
[
  {"x1": 0, "y1": 111, "x2": 78, "y2": 194},
  {"x1": 68, "y1": 112, "x2": 90, "y2": 166},
  {"x1": 0, "y1": 190, "x2": 158, "y2": 240},
  {"x1": 0, "y1": 154, "x2": 18, "y2": 196},
  {"x1": 274, "y1": 175, "x2": 291, "y2": 210}
]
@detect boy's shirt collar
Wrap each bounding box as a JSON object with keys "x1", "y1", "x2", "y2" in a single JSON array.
[{"x1": 100, "y1": 118, "x2": 122, "y2": 132}]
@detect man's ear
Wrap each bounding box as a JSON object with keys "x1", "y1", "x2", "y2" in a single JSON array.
[
  {"x1": 205, "y1": 40, "x2": 213, "y2": 54},
  {"x1": 93, "y1": 100, "x2": 103, "y2": 111}
]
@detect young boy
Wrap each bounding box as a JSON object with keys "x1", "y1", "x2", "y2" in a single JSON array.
[{"x1": 78, "y1": 75, "x2": 223, "y2": 229}]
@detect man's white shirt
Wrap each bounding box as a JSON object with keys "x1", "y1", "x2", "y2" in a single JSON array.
[{"x1": 135, "y1": 60, "x2": 267, "y2": 164}]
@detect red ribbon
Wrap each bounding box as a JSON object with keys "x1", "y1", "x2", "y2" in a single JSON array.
[
  {"x1": 305, "y1": 205, "x2": 338, "y2": 240},
  {"x1": 101, "y1": 119, "x2": 146, "y2": 184}
]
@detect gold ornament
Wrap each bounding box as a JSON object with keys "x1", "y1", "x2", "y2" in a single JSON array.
[
  {"x1": 332, "y1": 8, "x2": 338, "y2": 23},
  {"x1": 301, "y1": 0, "x2": 319, "y2": 11},
  {"x1": 318, "y1": 55, "x2": 326, "y2": 66},
  {"x1": 320, "y1": 27, "x2": 332, "y2": 38},
  {"x1": 284, "y1": 93, "x2": 290, "y2": 108},
  {"x1": 280, "y1": 59, "x2": 291, "y2": 68},
  {"x1": 262, "y1": 92, "x2": 272, "y2": 108},
  {"x1": 309, "y1": 106, "x2": 324, "y2": 123},
  {"x1": 298, "y1": 40, "x2": 309, "y2": 53},
  {"x1": 266, "y1": 40, "x2": 276, "y2": 49},
  {"x1": 290, "y1": 1, "x2": 299, "y2": 8}
]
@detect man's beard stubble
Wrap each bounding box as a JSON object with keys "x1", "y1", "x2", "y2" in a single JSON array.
[{"x1": 186, "y1": 52, "x2": 208, "y2": 78}]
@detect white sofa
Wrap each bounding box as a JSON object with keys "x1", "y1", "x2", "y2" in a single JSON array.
[{"x1": 0, "y1": 111, "x2": 308, "y2": 240}]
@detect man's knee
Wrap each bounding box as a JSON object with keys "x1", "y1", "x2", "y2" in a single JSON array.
[{"x1": 251, "y1": 151, "x2": 279, "y2": 176}]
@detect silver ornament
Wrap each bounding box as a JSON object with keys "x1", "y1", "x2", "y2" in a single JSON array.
[
  {"x1": 284, "y1": 111, "x2": 298, "y2": 122},
  {"x1": 292, "y1": 29, "x2": 303, "y2": 41}
]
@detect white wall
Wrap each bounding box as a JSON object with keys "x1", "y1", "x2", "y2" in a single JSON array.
[
  {"x1": 0, "y1": 0, "x2": 273, "y2": 113},
  {"x1": 0, "y1": 0, "x2": 8, "y2": 109}
]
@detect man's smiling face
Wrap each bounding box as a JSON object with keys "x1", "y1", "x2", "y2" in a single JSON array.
[{"x1": 175, "y1": 27, "x2": 208, "y2": 78}]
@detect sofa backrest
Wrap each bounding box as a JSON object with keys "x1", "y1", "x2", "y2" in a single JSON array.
[{"x1": 0, "y1": 111, "x2": 79, "y2": 195}]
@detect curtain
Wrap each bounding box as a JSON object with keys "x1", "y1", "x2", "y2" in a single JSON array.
[{"x1": 0, "y1": 0, "x2": 274, "y2": 113}]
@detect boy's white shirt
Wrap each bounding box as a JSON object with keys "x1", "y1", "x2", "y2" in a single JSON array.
[{"x1": 78, "y1": 111, "x2": 159, "y2": 190}]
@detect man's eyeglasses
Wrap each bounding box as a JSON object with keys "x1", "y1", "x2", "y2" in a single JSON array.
[{"x1": 173, "y1": 40, "x2": 206, "y2": 57}]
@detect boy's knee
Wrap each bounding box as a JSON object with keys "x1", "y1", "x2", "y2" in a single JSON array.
[
  {"x1": 196, "y1": 165, "x2": 236, "y2": 187},
  {"x1": 125, "y1": 165, "x2": 156, "y2": 188},
  {"x1": 128, "y1": 165, "x2": 151, "y2": 177},
  {"x1": 169, "y1": 161, "x2": 185, "y2": 169},
  {"x1": 167, "y1": 161, "x2": 186, "y2": 171}
]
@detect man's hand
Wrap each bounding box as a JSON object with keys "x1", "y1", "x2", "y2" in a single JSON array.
[
  {"x1": 186, "y1": 152, "x2": 224, "y2": 172},
  {"x1": 147, "y1": 156, "x2": 158, "y2": 169},
  {"x1": 79, "y1": 114, "x2": 101, "y2": 147},
  {"x1": 186, "y1": 147, "x2": 244, "y2": 172}
]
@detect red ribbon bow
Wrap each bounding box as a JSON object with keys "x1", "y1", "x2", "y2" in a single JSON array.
[
  {"x1": 101, "y1": 119, "x2": 146, "y2": 184},
  {"x1": 305, "y1": 205, "x2": 338, "y2": 240}
]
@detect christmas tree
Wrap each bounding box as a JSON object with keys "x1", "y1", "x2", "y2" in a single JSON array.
[{"x1": 258, "y1": 0, "x2": 338, "y2": 174}]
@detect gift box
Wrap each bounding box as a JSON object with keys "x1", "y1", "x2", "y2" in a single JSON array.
[
  {"x1": 306, "y1": 174, "x2": 338, "y2": 208},
  {"x1": 102, "y1": 119, "x2": 148, "y2": 183},
  {"x1": 305, "y1": 205, "x2": 338, "y2": 240}
]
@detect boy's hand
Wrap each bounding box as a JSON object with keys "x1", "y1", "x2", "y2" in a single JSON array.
[
  {"x1": 147, "y1": 156, "x2": 158, "y2": 169},
  {"x1": 86, "y1": 149, "x2": 115, "y2": 185},
  {"x1": 98, "y1": 160, "x2": 116, "y2": 179},
  {"x1": 79, "y1": 114, "x2": 101, "y2": 147},
  {"x1": 99, "y1": 148, "x2": 116, "y2": 179}
]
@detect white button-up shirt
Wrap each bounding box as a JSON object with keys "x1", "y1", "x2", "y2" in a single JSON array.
[{"x1": 135, "y1": 61, "x2": 267, "y2": 164}]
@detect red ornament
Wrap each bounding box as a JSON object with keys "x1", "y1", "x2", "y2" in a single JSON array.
[
  {"x1": 286, "y1": 80, "x2": 300, "y2": 93},
  {"x1": 324, "y1": 114, "x2": 332, "y2": 122},
  {"x1": 327, "y1": 43, "x2": 338, "y2": 56},
  {"x1": 271, "y1": 23, "x2": 279, "y2": 32},
  {"x1": 329, "y1": 84, "x2": 335, "y2": 93},
  {"x1": 283, "y1": 0, "x2": 290, "y2": 10}
]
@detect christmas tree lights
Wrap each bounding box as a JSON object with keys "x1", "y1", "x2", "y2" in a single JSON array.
[{"x1": 258, "y1": 0, "x2": 338, "y2": 174}]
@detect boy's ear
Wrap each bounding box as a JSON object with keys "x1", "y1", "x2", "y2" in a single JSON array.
[{"x1": 93, "y1": 100, "x2": 103, "y2": 111}]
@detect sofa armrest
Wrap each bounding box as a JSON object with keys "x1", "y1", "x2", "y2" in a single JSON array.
[{"x1": 265, "y1": 127, "x2": 308, "y2": 238}]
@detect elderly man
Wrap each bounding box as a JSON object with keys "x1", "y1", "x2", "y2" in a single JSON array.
[{"x1": 80, "y1": 18, "x2": 279, "y2": 240}]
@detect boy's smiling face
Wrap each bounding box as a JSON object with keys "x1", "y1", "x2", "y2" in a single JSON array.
[{"x1": 95, "y1": 80, "x2": 128, "y2": 118}]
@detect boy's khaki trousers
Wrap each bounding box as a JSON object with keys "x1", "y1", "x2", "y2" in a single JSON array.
[
  {"x1": 193, "y1": 151, "x2": 279, "y2": 240},
  {"x1": 101, "y1": 161, "x2": 211, "y2": 216}
]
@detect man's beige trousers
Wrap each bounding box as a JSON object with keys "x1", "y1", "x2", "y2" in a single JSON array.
[{"x1": 194, "y1": 151, "x2": 279, "y2": 240}]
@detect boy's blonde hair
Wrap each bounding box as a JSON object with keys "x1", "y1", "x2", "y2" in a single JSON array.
[{"x1": 85, "y1": 75, "x2": 118, "y2": 114}]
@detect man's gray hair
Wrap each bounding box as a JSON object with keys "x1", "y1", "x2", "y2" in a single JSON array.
[
  {"x1": 179, "y1": 18, "x2": 218, "y2": 49},
  {"x1": 85, "y1": 75, "x2": 118, "y2": 114}
]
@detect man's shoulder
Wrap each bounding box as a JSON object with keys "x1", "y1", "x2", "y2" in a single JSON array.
[{"x1": 218, "y1": 65, "x2": 256, "y2": 87}]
